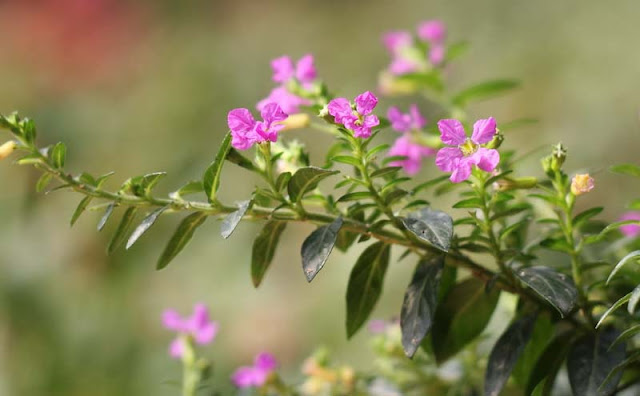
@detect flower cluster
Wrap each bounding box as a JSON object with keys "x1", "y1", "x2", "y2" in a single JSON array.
[
  {"x1": 231, "y1": 352, "x2": 278, "y2": 388},
  {"x1": 382, "y1": 20, "x2": 447, "y2": 75},
  {"x1": 258, "y1": 54, "x2": 318, "y2": 115},
  {"x1": 386, "y1": 105, "x2": 435, "y2": 175},
  {"x1": 162, "y1": 303, "x2": 219, "y2": 359},
  {"x1": 327, "y1": 91, "x2": 380, "y2": 138},
  {"x1": 227, "y1": 103, "x2": 287, "y2": 150},
  {"x1": 435, "y1": 117, "x2": 500, "y2": 183}
]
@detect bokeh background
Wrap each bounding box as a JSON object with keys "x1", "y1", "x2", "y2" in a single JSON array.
[{"x1": 1, "y1": 0, "x2": 639, "y2": 394}]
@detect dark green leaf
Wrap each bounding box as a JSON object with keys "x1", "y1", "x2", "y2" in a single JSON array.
[
  {"x1": 514, "y1": 266, "x2": 577, "y2": 317},
  {"x1": 606, "y1": 250, "x2": 640, "y2": 284},
  {"x1": 337, "y1": 191, "x2": 373, "y2": 203},
  {"x1": 126, "y1": 207, "x2": 167, "y2": 249},
  {"x1": 431, "y1": 278, "x2": 500, "y2": 363},
  {"x1": 301, "y1": 217, "x2": 343, "y2": 282},
  {"x1": 370, "y1": 166, "x2": 401, "y2": 179},
  {"x1": 452, "y1": 79, "x2": 520, "y2": 107},
  {"x1": 628, "y1": 284, "x2": 640, "y2": 314},
  {"x1": 573, "y1": 207, "x2": 604, "y2": 228},
  {"x1": 402, "y1": 208, "x2": 453, "y2": 252},
  {"x1": 596, "y1": 292, "x2": 631, "y2": 328},
  {"x1": 585, "y1": 220, "x2": 640, "y2": 244},
  {"x1": 251, "y1": 221, "x2": 287, "y2": 287},
  {"x1": 51, "y1": 142, "x2": 66, "y2": 168},
  {"x1": 365, "y1": 144, "x2": 391, "y2": 161},
  {"x1": 490, "y1": 203, "x2": 531, "y2": 221},
  {"x1": 346, "y1": 242, "x2": 390, "y2": 338},
  {"x1": 610, "y1": 324, "x2": 640, "y2": 349},
  {"x1": 401, "y1": 256, "x2": 443, "y2": 358},
  {"x1": 203, "y1": 132, "x2": 232, "y2": 202},
  {"x1": 97, "y1": 203, "x2": 115, "y2": 231},
  {"x1": 484, "y1": 314, "x2": 537, "y2": 396},
  {"x1": 382, "y1": 155, "x2": 408, "y2": 166},
  {"x1": 275, "y1": 172, "x2": 292, "y2": 192},
  {"x1": 384, "y1": 189, "x2": 409, "y2": 205},
  {"x1": 610, "y1": 163, "x2": 640, "y2": 178},
  {"x1": 453, "y1": 197, "x2": 484, "y2": 209},
  {"x1": 526, "y1": 332, "x2": 574, "y2": 395},
  {"x1": 107, "y1": 207, "x2": 137, "y2": 255},
  {"x1": 512, "y1": 314, "x2": 554, "y2": 386},
  {"x1": 226, "y1": 148, "x2": 256, "y2": 172},
  {"x1": 221, "y1": 200, "x2": 251, "y2": 239},
  {"x1": 35, "y1": 173, "x2": 53, "y2": 193},
  {"x1": 157, "y1": 212, "x2": 208, "y2": 269},
  {"x1": 567, "y1": 328, "x2": 625, "y2": 396},
  {"x1": 70, "y1": 196, "x2": 92, "y2": 226},
  {"x1": 539, "y1": 237, "x2": 573, "y2": 253},
  {"x1": 288, "y1": 167, "x2": 339, "y2": 202}
]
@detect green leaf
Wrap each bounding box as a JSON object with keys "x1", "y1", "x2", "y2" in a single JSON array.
[
  {"x1": 275, "y1": 172, "x2": 292, "y2": 192},
  {"x1": 107, "y1": 207, "x2": 137, "y2": 255},
  {"x1": 400, "y1": 256, "x2": 443, "y2": 358},
  {"x1": 97, "y1": 203, "x2": 115, "y2": 231},
  {"x1": 567, "y1": 328, "x2": 625, "y2": 396},
  {"x1": 365, "y1": 144, "x2": 391, "y2": 161},
  {"x1": 595, "y1": 292, "x2": 631, "y2": 329},
  {"x1": 525, "y1": 332, "x2": 574, "y2": 396},
  {"x1": 331, "y1": 155, "x2": 361, "y2": 167},
  {"x1": 490, "y1": 203, "x2": 531, "y2": 221},
  {"x1": 288, "y1": 167, "x2": 339, "y2": 202},
  {"x1": 203, "y1": 132, "x2": 232, "y2": 202},
  {"x1": 157, "y1": 212, "x2": 208, "y2": 270},
  {"x1": 413, "y1": 175, "x2": 452, "y2": 194},
  {"x1": 511, "y1": 314, "x2": 554, "y2": 386},
  {"x1": 126, "y1": 207, "x2": 167, "y2": 249},
  {"x1": 431, "y1": 278, "x2": 500, "y2": 363},
  {"x1": 301, "y1": 217, "x2": 343, "y2": 282},
  {"x1": 95, "y1": 172, "x2": 115, "y2": 188},
  {"x1": 452, "y1": 197, "x2": 484, "y2": 209},
  {"x1": 370, "y1": 166, "x2": 401, "y2": 179},
  {"x1": 70, "y1": 196, "x2": 92, "y2": 226},
  {"x1": 514, "y1": 266, "x2": 577, "y2": 317},
  {"x1": 396, "y1": 71, "x2": 444, "y2": 92},
  {"x1": 169, "y1": 181, "x2": 204, "y2": 200},
  {"x1": 384, "y1": 189, "x2": 408, "y2": 206},
  {"x1": 346, "y1": 242, "x2": 391, "y2": 338},
  {"x1": 451, "y1": 79, "x2": 520, "y2": 107},
  {"x1": 221, "y1": 200, "x2": 251, "y2": 239},
  {"x1": 484, "y1": 314, "x2": 537, "y2": 396},
  {"x1": 585, "y1": 220, "x2": 640, "y2": 244},
  {"x1": 35, "y1": 173, "x2": 53, "y2": 193},
  {"x1": 337, "y1": 191, "x2": 374, "y2": 203},
  {"x1": 445, "y1": 41, "x2": 469, "y2": 62},
  {"x1": 51, "y1": 142, "x2": 66, "y2": 168},
  {"x1": 610, "y1": 324, "x2": 640, "y2": 349},
  {"x1": 251, "y1": 221, "x2": 287, "y2": 287},
  {"x1": 628, "y1": 284, "x2": 640, "y2": 314},
  {"x1": 606, "y1": 250, "x2": 640, "y2": 284},
  {"x1": 573, "y1": 207, "x2": 604, "y2": 228},
  {"x1": 226, "y1": 148, "x2": 256, "y2": 172},
  {"x1": 401, "y1": 208, "x2": 453, "y2": 252},
  {"x1": 610, "y1": 163, "x2": 640, "y2": 178}
]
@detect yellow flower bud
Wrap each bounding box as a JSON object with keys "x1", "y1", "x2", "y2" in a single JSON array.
[
  {"x1": 571, "y1": 174, "x2": 594, "y2": 195},
  {"x1": 0, "y1": 141, "x2": 16, "y2": 160},
  {"x1": 277, "y1": 113, "x2": 311, "y2": 131}
]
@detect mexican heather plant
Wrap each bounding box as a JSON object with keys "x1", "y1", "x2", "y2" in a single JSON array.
[{"x1": 4, "y1": 18, "x2": 640, "y2": 396}]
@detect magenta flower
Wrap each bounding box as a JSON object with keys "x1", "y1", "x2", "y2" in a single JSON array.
[
  {"x1": 162, "y1": 303, "x2": 218, "y2": 359},
  {"x1": 389, "y1": 135, "x2": 435, "y2": 175},
  {"x1": 231, "y1": 352, "x2": 278, "y2": 388},
  {"x1": 435, "y1": 118, "x2": 500, "y2": 183},
  {"x1": 327, "y1": 91, "x2": 380, "y2": 138},
  {"x1": 368, "y1": 319, "x2": 389, "y2": 334},
  {"x1": 620, "y1": 212, "x2": 640, "y2": 237},
  {"x1": 417, "y1": 20, "x2": 446, "y2": 43},
  {"x1": 382, "y1": 31, "x2": 413, "y2": 54},
  {"x1": 227, "y1": 103, "x2": 288, "y2": 150},
  {"x1": 388, "y1": 104, "x2": 426, "y2": 133},
  {"x1": 270, "y1": 54, "x2": 317, "y2": 84},
  {"x1": 257, "y1": 86, "x2": 310, "y2": 115},
  {"x1": 382, "y1": 31, "x2": 421, "y2": 75}
]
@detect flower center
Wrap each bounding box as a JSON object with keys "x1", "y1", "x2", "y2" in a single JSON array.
[
  {"x1": 459, "y1": 139, "x2": 478, "y2": 156},
  {"x1": 353, "y1": 111, "x2": 364, "y2": 126}
]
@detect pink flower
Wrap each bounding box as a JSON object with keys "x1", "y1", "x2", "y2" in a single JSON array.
[
  {"x1": 270, "y1": 54, "x2": 317, "y2": 84},
  {"x1": 231, "y1": 352, "x2": 278, "y2": 388},
  {"x1": 389, "y1": 135, "x2": 435, "y2": 175},
  {"x1": 620, "y1": 212, "x2": 640, "y2": 237},
  {"x1": 435, "y1": 118, "x2": 500, "y2": 183},
  {"x1": 417, "y1": 20, "x2": 446, "y2": 44},
  {"x1": 382, "y1": 31, "x2": 412, "y2": 54},
  {"x1": 227, "y1": 103, "x2": 288, "y2": 150},
  {"x1": 162, "y1": 303, "x2": 218, "y2": 359},
  {"x1": 387, "y1": 104, "x2": 426, "y2": 133},
  {"x1": 327, "y1": 91, "x2": 380, "y2": 138},
  {"x1": 257, "y1": 86, "x2": 310, "y2": 115}
]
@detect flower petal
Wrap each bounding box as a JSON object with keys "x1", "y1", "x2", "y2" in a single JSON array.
[
  {"x1": 260, "y1": 103, "x2": 288, "y2": 125},
  {"x1": 271, "y1": 56, "x2": 294, "y2": 83},
  {"x1": 295, "y1": 54, "x2": 316, "y2": 83},
  {"x1": 437, "y1": 119, "x2": 466, "y2": 145},
  {"x1": 382, "y1": 31, "x2": 412, "y2": 53},
  {"x1": 257, "y1": 87, "x2": 308, "y2": 115},
  {"x1": 162, "y1": 310, "x2": 186, "y2": 331},
  {"x1": 387, "y1": 106, "x2": 410, "y2": 133},
  {"x1": 169, "y1": 337, "x2": 184, "y2": 359},
  {"x1": 231, "y1": 367, "x2": 257, "y2": 388},
  {"x1": 194, "y1": 321, "x2": 218, "y2": 345},
  {"x1": 227, "y1": 108, "x2": 256, "y2": 135},
  {"x1": 620, "y1": 212, "x2": 640, "y2": 237},
  {"x1": 471, "y1": 117, "x2": 497, "y2": 144},
  {"x1": 435, "y1": 147, "x2": 463, "y2": 172},
  {"x1": 355, "y1": 91, "x2": 378, "y2": 115},
  {"x1": 409, "y1": 104, "x2": 426, "y2": 130},
  {"x1": 388, "y1": 57, "x2": 419, "y2": 75},
  {"x1": 417, "y1": 20, "x2": 446, "y2": 44},
  {"x1": 450, "y1": 157, "x2": 473, "y2": 183},
  {"x1": 471, "y1": 148, "x2": 500, "y2": 172},
  {"x1": 327, "y1": 98, "x2": 353, "y2": 123},
  {"x1": 255, "y1": 352, "x2": 278, "y2": 371},
  {"x1": 428, "y1": 44, "x2": 445, "y2": 66}
]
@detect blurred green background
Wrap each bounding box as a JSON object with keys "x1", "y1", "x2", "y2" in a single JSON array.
[{"x1": 1, "y1": 0, "x2": 639, "y2": 394}]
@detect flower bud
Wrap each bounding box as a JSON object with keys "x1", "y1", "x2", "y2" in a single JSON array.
[
  {"x1": 494, "y1": 176, "x2": 538, "y2": 191},
  {"x1": 485, "y1": 130, "x2": 503, "y2": 149},
  {"x1": 277, "y1": 113, "x2": 310, "y2": 131},
  {"x1": 0, "y1": 141, "x2": 16, "y2": 160},
  {"x1": 570, "y1": 173, "x2": 594, "y2": 196}
]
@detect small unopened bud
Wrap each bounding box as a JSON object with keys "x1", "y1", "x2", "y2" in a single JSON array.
[
  {"x1": 494, "y1": 176, "x2": 538, "y2": 191},
  {"x1": 542, "y1": 143, "x2": 567, "y2": 176},
  {"x1": 0, "y1": 141, "x2": 16, "y2": 160},
  {"x1": 277, "y1": 113, "x2": 310, "y2": 131},
  {"x1": 485, "y1": 130, "x2": 504, "y2": 149},
  {"x1": 571, "y1": 174, "x2": 594, "y2": 196}
]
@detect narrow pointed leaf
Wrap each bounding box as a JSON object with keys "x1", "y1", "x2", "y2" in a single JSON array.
[
  {"x1": 221, "y1": 200, "x2": 251, "y2": 239},
  {"x1": 301, "y1": 217, "x2": 343, "y2": 282},
  {"x1": 157, "y1": 212, "x2": 208, "y2": 270},
  {"x1": 251, "y1": 220, "x2": 287, "y2": 287},
  {"x1": 126, "y1": 207, "x2": 168, "y2": 249},
  {"x1": 610, "y1": 324, "x2": 640, "y2": 349},
  {"x1": 484, "y1": 314, "x2": 537, "y2": 396},
  {"x1": 346, "y1": 242, "x2": 390, "y2": 338},
  {"x1": 169, "y1": 181, "x2": 204, "y2": 200},
  {"x1": 596, "y1": 292, "x2": 632, "y2": 328},
  {"x1": 226, "y1": 148, "x2": 256, "y2": 171},
  {"x1": 452, "y1": 79, "x2": 520, "y2": 107},
  {"x1": 606, "y1": 250, "x2": 640, "y2": 284},
  {"x1": 36, "y1": 173, "x2": 53, "y2": 193},
  {"x1": 70, "y1": 196, "x2": 92, "y2": 226},
  {"x1": 288, "y1": 167, "x2": 339, "y2": 202},
  {"x1": 107, "y1": 207, "x2": 137, "y2": 255},
  {"x1": 567, "y1": 328, "x2": 625, "y2": 396},
  {"x1": 401, "y1": 256, "x2": 443, "y2": 358},
  {"x1": 97, "y1": 203, "x2": 115, "y2": 231},
  {"x1": 628, "y1": 284, "x2": 640, "y2": 314},
  {"x1": 610, "y1": 163, "x2": 640, "y2": 178},
  {"x1": 203, "y1": 132, "x2": 232, "y2": 202},
  {"x1": 514, "y1": 266, "x2": 577, "y2": 317},
  {"x1": 401, "y1": 208, "x2": 453, "y2": 252},
  {"x1": 51, "y1": 142, "x2": 66, "y2": 168}
]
